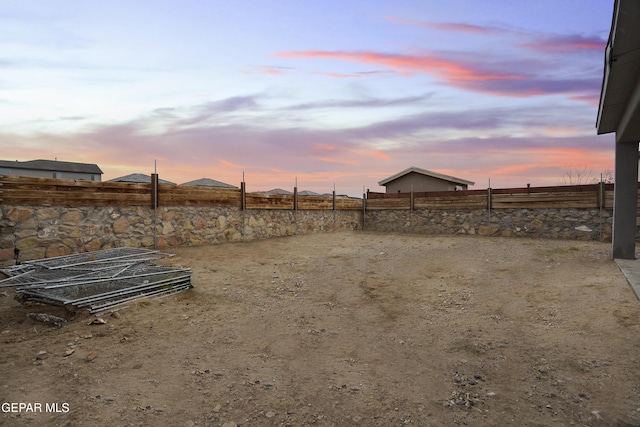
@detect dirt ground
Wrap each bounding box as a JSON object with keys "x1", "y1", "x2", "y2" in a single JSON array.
[{"x1": 1, "y1": 231, "x2": 639, "y2": 427}]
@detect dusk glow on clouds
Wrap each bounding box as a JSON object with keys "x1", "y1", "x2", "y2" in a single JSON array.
[{"x1": 0, "y1": 0, "x2": 615, "y2": 195}]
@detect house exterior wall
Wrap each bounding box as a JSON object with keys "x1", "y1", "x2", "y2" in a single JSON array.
[
  {"x1": 384, "y1": 172, "x2": 464, "y2": 193},
  {"x1": 0, "y1": 167, "x2": 101, "y2": 181}
]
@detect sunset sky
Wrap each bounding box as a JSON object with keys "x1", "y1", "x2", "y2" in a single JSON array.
[{"x1": 0, "y1": 0, "x2": 615, "y2": 195}]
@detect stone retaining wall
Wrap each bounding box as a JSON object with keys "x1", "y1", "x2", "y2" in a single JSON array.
[
  {"x1": 0, "y1": 203, "x2": 621, "y2": 267},
  {"x1": 0, "y1": 205, "x2": 362, "y2": 266},
  {"x1": 364, "y1": 208, "x2": 613, "y2": 241}
]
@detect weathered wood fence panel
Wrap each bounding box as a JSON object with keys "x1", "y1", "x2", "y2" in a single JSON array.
[
  {"x1": 365, "y1": 198, "x2": 410, "y2": 210},
  {"x1": 491, "y1": 192, "x2": 599, "y2": 209},
  {"x1": 245, "y1": 193, "x2": 294, "y2": 209},
  {"x1": 297, "y1": 196, "x2": 333, "y2": 210},
  {"x1": 335, "y1": 198, "x2": 363, "y2": 210},
  {"x1": 0, "y1": 175, "x2": 629, "y2": 211},
  {"x1": 413, "y1": 194, "x2": 487, "y2": 209},
  {"x1": 160, "y1": 185, "x2": 241, "y2": 206},
  {"x1": 0, "y1": 175, "x2": 151, "y2": 206},
  {"x1": 0, "y1": 176, "x2": 363, "y2": 210},
  {"x1": 366, "y1": 184, "x2": 624, "y2": 210}
]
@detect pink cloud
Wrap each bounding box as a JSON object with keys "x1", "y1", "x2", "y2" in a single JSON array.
[
  {"x1": 277, "y1": 49, "x2": 600, "y2": 101},
  {"x1": 242, "y1": 66, "x2": 294, "y2": 76},
  {"x1": 541, "y1": 127, "x2": 581, "y2": 137},
  {"x1": 520, "y1": 35, "x2": 606, "y2": 53},
  {"x1": 278, "y1": 50, "x2": 525, "y2": 82},
  {"x1": 385, "y1": 16, "x2": 506, "y2": 35},
  {"x1": 219, "y1": 158, "x2": 244, "y2": 169},
  {"x1": 319, "y1": 156, "x2": 359, "y2": 165},
  {"x1": 314, "y1": 143, "x2": 337, "y2": 151},
  {"x1": 568, "y1": 93, "x2": 600, "y2": 106},
  {"x1": 311, "y1": 71, "x2": 364, "y2": 78},
  {"x1": 349, "y1": 148, "x2": 391, "y2": 160}
]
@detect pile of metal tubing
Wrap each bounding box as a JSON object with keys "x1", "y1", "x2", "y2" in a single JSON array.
[{"x1": 0, "y1": 247, "x2": 192, "y2": 314}]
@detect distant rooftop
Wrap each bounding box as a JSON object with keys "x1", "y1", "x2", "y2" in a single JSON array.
[
  {"x1": 180, "y1": 178, "x2": 237, "y2": 188},
  {"x1": 108, "y1": 173, "x2": 176, "y2": 185},
  {"x1": 0, "y1": 159, "x2": 102, "y2": 175},
  {"x1": 258, "y1": 188, "x2": 294, "y2": 195},
  {"x1": 378, "y1": 166, "x2": 474, "y2": 187},
  {"x1": 298, "y1": 190, "x2": 321, "y2": 196}
]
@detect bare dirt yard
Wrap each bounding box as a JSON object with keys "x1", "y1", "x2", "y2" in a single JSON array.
[{"x1": 1, "y1": 231, "x2": 640, "y2": 427}]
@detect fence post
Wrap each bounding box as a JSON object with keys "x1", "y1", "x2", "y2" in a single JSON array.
[
  {"x1": 410, "y1": 184, "x2": 414, "y2": 233},
  {"x1": 240, "y1": 181, "x2": 246, "y2": 210},
  {"x1": 293, "y1": 185, "x2": 298, "y2": 235},
  {"x1": 598, "y1": 180, "x2": 604, "y2": 210},
  {"x1": 240, "y1": 180, "x2": 246, "y2": 240},
  {"x1": 599, "y1": 179, "x2": 604, "y2": 241},
  {"x1": 333, "y1": 188, "x2": 336, "y2": 231},
  {"x1": 151, "y1": 173, "x2": 159, "y2": 249},
  {"x1": 487, "y1": 186, "x2": 492, "y2": 236},
  {"x1": 362, "y1": 189, "x2": 367, "y2": 230},
  {"x1": 150, "y1": 173, "x2": 159, "y2": 209}
]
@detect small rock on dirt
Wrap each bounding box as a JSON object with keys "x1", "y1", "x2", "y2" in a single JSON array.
[{"x1": 28, "y1": 313, "x2": 67, "y2": 328}]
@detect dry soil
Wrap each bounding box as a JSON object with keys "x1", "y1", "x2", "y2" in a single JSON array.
[{"x1": 1, "y1": 232, "x2": 639, "y2": 426}]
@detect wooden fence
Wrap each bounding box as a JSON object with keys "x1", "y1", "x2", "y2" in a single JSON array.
[
  {"x1": 0, "y1": 175, "x2": 362, "y2": 210},
  {"x1": 2, "y1": 175, "x2": 637, "y2": 211},
  {"x1": 366, "y1": 183, "x2": 623, "y2": 210}
]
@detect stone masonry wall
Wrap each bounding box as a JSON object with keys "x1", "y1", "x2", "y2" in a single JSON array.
[
  {"x1": 364, "y1": 208, "x2": 613, "y2": 242},
  {"x1": 0, "y1": 205, "x2": 362, "y2": 266},
  {"x1": 0, "y1": 203, "x2": 621, "y2": 267}
]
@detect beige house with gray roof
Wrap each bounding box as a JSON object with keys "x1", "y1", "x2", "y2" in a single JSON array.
[{"x1": 379, "y1": 167, "x2": 474, "y2": 193}]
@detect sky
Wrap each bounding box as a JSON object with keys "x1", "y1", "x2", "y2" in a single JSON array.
[{"x1": 0, "y1": 0, "x2": 616, "y2": 195}]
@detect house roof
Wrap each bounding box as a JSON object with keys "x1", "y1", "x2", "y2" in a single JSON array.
[
  {"x1": 108, "y1": 173, "x2": 176, "y2": 185},
  {"x1": 378, "y1": 166, "x2": 474, "y2": 187},
  {"x1": 596, "y1": 0, "x2": 640, "y2": 141},
  {"x1": 180, "y1": 178, "x2": 238, "y2": 188},
  {"x1": 257, "y1": 188, "x2": 293, "y2": 195},
  {"x1": 298, "y1": 190, "x2": 321, "y2": 196},
  {"x1": 0, "y1": 159, "x2": 103, "y2": 174}
]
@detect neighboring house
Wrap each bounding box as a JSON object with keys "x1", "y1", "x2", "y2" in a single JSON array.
[
  {"x1": 180, "y1": 178, "x2": 238, "y2": 189},
  {"x1": 108, "y1": 173, "x2": 176, "y2": 185},
  {"x1": 379, "y1": 167, "x2": 474, "y2": 193},
  {"x1": 0, "y1": 159, "x2": 103, "y2": 181}
]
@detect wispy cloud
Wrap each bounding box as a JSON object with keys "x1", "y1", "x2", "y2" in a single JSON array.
[
  {"x1": 242, "y1": 65, "x2": 296, "y2": 75},
  {"x1": 386, "y1": 16, "x2": 606, "y2": 53},
  {"x1": 283, "y1": 93, "x2": 432, "y2": 110},
  {"x1": 279, "y1": 50, "x2": 525, "y2": 82},
  {"x1": 519, "y1": 34, "x2": 606, "y2": 53},
  {"x1": 278, "y1": 47, "x2": 601, "y2": 101},
  {"x1": 385, "y1": 16, "x2": 509, "y2": 35}
]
